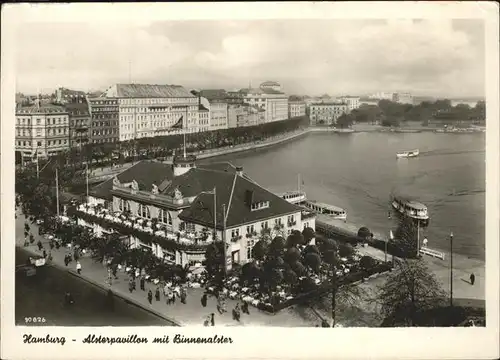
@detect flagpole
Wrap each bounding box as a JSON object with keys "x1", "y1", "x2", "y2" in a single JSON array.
[
  {"x1": 183, "y1": 115, "x2": 187, "y2": 159},
  {"x1": 213, "y1": 187, "x2": 217, "y2": 241},
  {"x1": 36, "y1": 155, "x2": 39, "y2": 179},
  {"x1": 222, "y1": 203, "x2": 227, "y2": 278},
  {"x1": 85, "y1": 163, "x2": 89, "y2": 202},
  {"x1": 55, "y1": 168, "x2": 60, "y2": 217}
]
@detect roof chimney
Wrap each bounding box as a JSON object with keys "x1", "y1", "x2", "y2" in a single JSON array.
[{"x1": 236, "y1": 166, "x2": 243, "y2": 176}]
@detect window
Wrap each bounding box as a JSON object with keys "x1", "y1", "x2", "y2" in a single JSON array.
[
  {"x1": 275, "y1": 218, "x2": 282, "y2": 226},
  {"x1": 231, "y1": 229, "x2": 240, "y2": 238},
  {"x1": 261, "y1": 221, "x2": 268, "y2": 229},
  {"x1": 246, "y1": 238, "x2": 256, "y2": 260},
  {"x1": 36, "y1": 119, "x2": 41, "y2": 125},
  {"x1": 137, "y1": 204, "x2": 150, "y2": 219},
  {"x1": 159, "y1": 209, "x2": 172, "y2": 225},
  {"x1": 250, "y1": 201, "x2": 270, "y2": 211},
  {"x1": 37, "y1": 141, "x2": 42, "y2": 147},
  {"x1": 119, "y1": 199, "x2": 130, "y2": 212},
  {"x1": 246, "y1": 224, "x2": 255, "y2": 234}
]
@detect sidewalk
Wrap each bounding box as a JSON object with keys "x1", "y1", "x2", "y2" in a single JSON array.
[
  {"x1": 356, "y1": 242, "x2": 485, "y2": 302},
  {"x1": 15, "y1": 210, "x2": 328, "y2": 327}
]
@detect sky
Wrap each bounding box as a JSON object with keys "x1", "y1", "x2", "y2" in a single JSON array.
[{"x1": 14, "y1": 19, "x2": 485, "y2": 98}]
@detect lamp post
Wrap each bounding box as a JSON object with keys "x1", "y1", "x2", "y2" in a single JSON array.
[{"x1": 449, "y1": 231, "x2": 454, "y2": 307}]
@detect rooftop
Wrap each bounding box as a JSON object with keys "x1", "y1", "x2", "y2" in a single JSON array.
[
  {"x1": 90, "y1": 160, "x2": 302, "y2": 228},
  {"x1": 260, "y1": 81, "x2": 280, "y2": 86},
  {"x1": 103, "y1": 84, "x2": 195, "y2": 99},
  {"x1": 199, "y1": 89, "x2": 228, "y2": 101},
  {"x1": 16, "y1": 102, "x2": 67, "y2": 115}
]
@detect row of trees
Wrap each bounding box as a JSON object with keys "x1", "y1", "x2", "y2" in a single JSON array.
[
  {"x1": 342, "y1": 99, "x2": 486, "y2": 128},
  {"x1": 23, "y1": 116, "x2": 309, "y2": 171}
]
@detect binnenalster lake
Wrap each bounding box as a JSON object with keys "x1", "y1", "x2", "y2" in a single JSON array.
[{"x1": 205, "y1": 131, "x2": 486, "y2": 260}]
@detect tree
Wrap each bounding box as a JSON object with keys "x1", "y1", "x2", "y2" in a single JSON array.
[
  {"x1": 394, "y1": 215, "x2": 419, "y2": 258},
  {"x1": 303, "y1": 244, "x2": 320, "y2": 255},
  {"x1": 357, "y1": 227, "x2": 371, "y2": 241},
  {"x1": 304, "y1": 252, "x2": 322, "y2": 274},
  {"x1": 302, "y1": 227, "x2": 315, "y2": 244},
  {"x1": 252, "y1": 239, "x2": 268, "y2": 261},
  {"x1": 336, "y1": 113, "x2": 354, "y2": 129},
  {"x1": 283, "y1": 268, "x2": 298, "y2": 288},
  {"x1": 284, "y1": 247, "x2": 301, "y2": 264},
  {"x1": 359, "y1": 255, "x2": 377, "y2": 271},
  {"x1": 291, "y1": 261, "x2": 307, "y2": 277},
  {"x1": 269, "y1": 236, "x2": 286, "y2": 257},
  {"x1": 241, "y1": 262, "x2": 261, "y2": 285},
  {"x1": 204, "y1": 242, "x2": 225, "y2": 289},
  {"x1": 338, "y1": 242, "x2": 355, "y2": 259},
  {"x1": 286, "y1": 230, "x2": 305, "y2": 248},
  {"x1": 378, "y1": 259, "x2": 446, "y2": 326}
]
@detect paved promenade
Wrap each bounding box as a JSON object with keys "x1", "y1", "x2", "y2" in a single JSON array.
[{"x1": 17, "y1": 210, "x2": 385, "y2": 327}]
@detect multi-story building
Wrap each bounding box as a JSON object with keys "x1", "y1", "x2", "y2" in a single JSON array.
[
  {"x1": 288, "y1": 101, "x2": 306, "y2": 118},
  {"x1": 339, "y1": 96, "x2": 360, "y2": 112},
  {"x1": 392, "y1": 92, "x2": 414, "y2": 105},
  {"x1": 198, "y1": 104, "x2": 210, "y2": 133},
  {"x1": 260, "y1": 81, "x2": 282, "y2": 92},
  {"x1": 100, "y1": 84, "x2": 199, "y2": 141},
  {"x1": 64, "y1": 100, "x2": 90, "y2": 148},
  {"x1": 241, "y1": 87, "x2": 288, "y2": 123},
  {"x1": 55, "y1": 87, "x2": 86, "y2": 105},
  {"x1": 309, "y1": 103, "x2": 349, "y2": 126},
  {"x1": 15, "y1": 99, "x2": 70, "y2": 161},
  {"x1": 199, "y1": 94, "x2": 229, "y2": 131},
  {"x1": 84, "y1": 155, "x2": 316, "y2": 268},
  {"x1": 87, "y1": 97, "x2": 119, "y2": 144}
]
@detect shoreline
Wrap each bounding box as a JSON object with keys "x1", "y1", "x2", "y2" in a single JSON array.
[{"x1": 88, "y1": 125, "x2": 484, "y2": 182}]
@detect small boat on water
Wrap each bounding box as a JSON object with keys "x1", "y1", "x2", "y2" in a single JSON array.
[
  {"x1": 396, "y1": 149, "x2": 420, "y2": 158},
  {"x1": 303, "y1": 200, "x2": 347, "y2": 220},
  {"x1": 391, "y1": 195, "x2": 430, "y2": 226},
  {"x1": 280, "y1": 190, "x2": 307, "y2": 205}
]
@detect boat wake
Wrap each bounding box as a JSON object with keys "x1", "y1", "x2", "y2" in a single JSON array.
[
  {"x1": 419, "y1": 149, "x2": 485, "y2": 157},
  {"x1": 448, "y1": 189, "x2": 485, "y2": 197}
]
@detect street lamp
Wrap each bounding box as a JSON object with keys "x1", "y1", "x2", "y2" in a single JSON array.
[{"x1": 449, "y1": 231, "x2": 454, "y2": 307}]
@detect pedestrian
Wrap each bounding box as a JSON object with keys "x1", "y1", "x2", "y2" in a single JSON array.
[
  {"x1": 172, "y1": 292, "x2": 176, "y2": 304},
  {"x1": 203, "y1": 316, "x2": 210, "y2": 327},
  {"x1": 49, "y1": 240, "x2": 55, "y2": 250},
  {"x1": 470, "y1": 273, "x2": 476, "y2": 285},
  {"x1": 242, "y1": 301, "x2": 249, "y2": 315},
  {"x1": 210, "y1": 313, "x2": 215, "y2": 327},
  {"x1": 232, "y1": 303, "x2": 241, "y2": 322},
  {"x1": 37, "y1": 240, "x2": 43, "y2": 251},
  {"x1": 148, "y1": 290, "x2": 153, "y2": 304},
  {"x1": 216, "y1": 296, "x2": 223, "y2": 314},
  {"x1": 155, "y1": 288, "x2": 160, "y2": 301},
  {"x1": 128, "y1": 280, "x2": 134, "y2": 293},
  {"x1": 42, "y1": 249, "x2": 47, "y2": 258},
  {"x1": 48, "y1": 250, "x2": 53, "y2": 262},
  {"x1": 140, "y1": 276, "x2": 146, "y2": 291},
  {"x1": 74, "y1": 249, "x2": 80, "y2": 261},
  {"x1": 201, "y1": 293, "x2": 207, "y2": 308},
  {"x1": 180, "y1": 287, "x2": 187, "y2": 304},
  {"x1": 76, "y1": 261, "x2": 82, "y2": 275},
  {"x1": 64, "y1": 255, "x2": 70, "y2": 267}
]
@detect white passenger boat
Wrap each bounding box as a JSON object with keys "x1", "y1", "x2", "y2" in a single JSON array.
[
  {"x1": 303, "y1": 200, "x2": 347, "y2": 220},
  {"x1": 391, "y1": 195, "x2": 430, "y2": 226},
  {"x1": 280, "y1": 190, "x2": 307, "y2": 205},
  {"x1": 396, "y1": 149, "x2": 420, "y2": 158}
]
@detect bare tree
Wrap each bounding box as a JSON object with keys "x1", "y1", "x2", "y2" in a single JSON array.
[{"x1": 377, "y1": 259, "x2": 446, "y2": 326}]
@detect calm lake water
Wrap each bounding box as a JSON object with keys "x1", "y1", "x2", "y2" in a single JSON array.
[{"x1": 205, "y1": 132, "x2": 486, "y2": 260}]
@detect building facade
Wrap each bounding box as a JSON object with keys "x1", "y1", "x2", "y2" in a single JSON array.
[
  {"x1": 288, "y1": 101, "x2": 306, "y2": 118},
  {"x1": 55, "y1": 87, "x2": 86, "y2": 105},
  {"x1": 100, "y1": 84, "x2": 199, "y2": 141},
  {"x1": 198, "y1": 104, "x2": 210, "y2": 133},
  {"x1": 242, "y1": 88, "x2": 288, "y2": 123},
  {"x1": 65, "y1": 100, "x2": 90, "y2": 148},
  {"x1": 88, "y1": 97, "x2": 119, "y2": 144},
  {"x1": 309, "y1": 103, "x2": 349, "y2": 126},
  {"x1": 259, "y1": 81, "x2": 282, "y2": 92},
  {"x1": 15, "y1": 100, "x2": 70, "y2": 161},
  {"x1": 84, "y1": 156, "x2": 316, "y2": 268},
  {"x1": 392, "y1": 92, "x2": 414, "y2": 105},
  {"x1": 339, "y1": 96, "x2": 360, "y2": 112}
]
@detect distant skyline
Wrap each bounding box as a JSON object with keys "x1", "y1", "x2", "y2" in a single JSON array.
[{"x1": 14, "y1": 19, "x2": 485, "y2": 98}]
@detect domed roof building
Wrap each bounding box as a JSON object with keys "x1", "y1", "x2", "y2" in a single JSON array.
[{"x1": 259, "y1": 81, "x2": 282, "y2": 92}]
